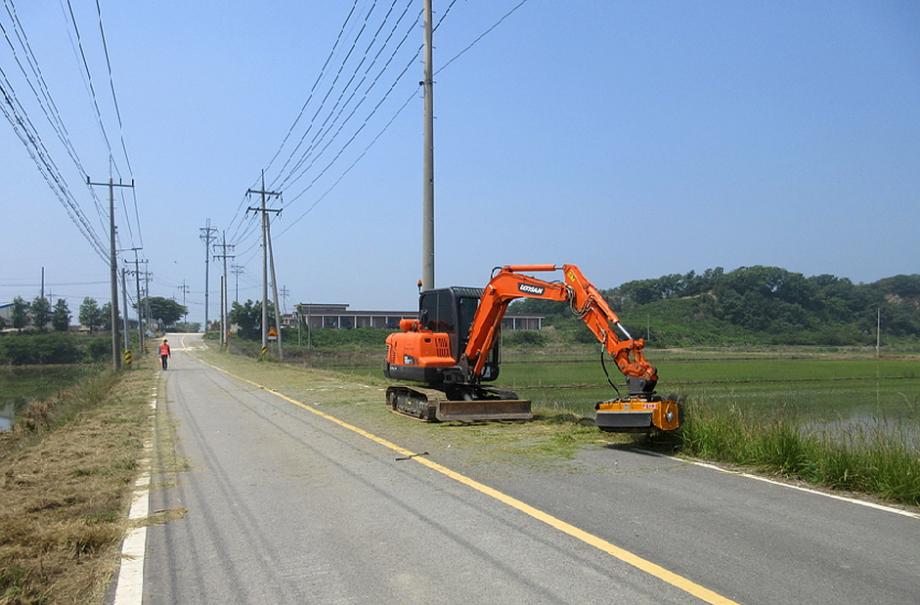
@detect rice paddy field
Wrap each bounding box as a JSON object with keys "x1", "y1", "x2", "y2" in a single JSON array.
[
  {"x1": 500, "y1": 354, "x2": 920, "y2": 422},
  {"x1": 328, "y1": 347, "x2": 920, "y2": 425}
]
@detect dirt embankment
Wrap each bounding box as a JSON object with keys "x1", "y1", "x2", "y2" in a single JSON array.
[{"x1": 0, "y1": 362, "x2": 156, "y2": 605}]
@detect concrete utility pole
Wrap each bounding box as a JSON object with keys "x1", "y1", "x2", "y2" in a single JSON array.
[
  {"x1": 267, "y1": 218, "x2": 283, "y2": 360},
  {"x1": 178, "y1": 280, "x2": 190, "y2": 324},
  {"x1": 230, "y1": 265, "x2": 244, "y2": 303},
  {"x1": 213, "y1": 232, "x2": 235, "y2": 347},
  {"x1": 121, "y1": 248, "x2": 145, "y2": 351},
  {"x1": 142, "y1": 266, "x2": 152, "y2": 334},
  {"x1": 421, "y1": 0, "x2": 435, "y2": 291},
  {"x1": 199, "y1": 219, "x2": 217, "y2": 333},
  {"x1": 279, "y1": 285, "x2": 290, "y2": 314},
  {"x1": 219, "y1": 275, "x2": 225, "y2": 346},
  {"x1": 121, "y1": 267, "x2": 130, "y2": 351},
  {"x1": 876, "y1": 308, "x2": 881, "y2": 359},
  {"x1": 88, "y1": 176, "x2": 134, "y2": 371},
  {"x1": 246, "y1": 171, "x2": 281, "y2": 353},
  {"x1": 40, "y1": 267, "x2": 44, "y2": 299}
]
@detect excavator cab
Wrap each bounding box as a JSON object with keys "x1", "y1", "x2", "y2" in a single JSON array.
[{"x1": 418, "y1": 287, "x2": 500, "y2": 381}]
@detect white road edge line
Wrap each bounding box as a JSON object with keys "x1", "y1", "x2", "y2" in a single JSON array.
[
  {"x1": 637, "y1": 449, "x2": 920, "y2": 520},
  {"x1": 113, "y1": 375, "x2": 158, "y2": 605}
]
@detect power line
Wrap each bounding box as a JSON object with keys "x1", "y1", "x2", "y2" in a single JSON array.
[
  {"x1": 62, "y1": 0, "x2": 121, "y2": 178},
  {"x1": 0, "y1": 70, "x2": 108, "y2": 261},
  {"x1": 274, "y1": 0, "x2": 418, "y2": 191},
  {"x1": 275, "y1": 0, "x2": 533, "y2": 240},
  {"x1": 94, "y1": 0, "x2": 143, "y2": 248},
  {"x1": 286, "y1": 10, "x2": 421, "y2": 198},
  {"x1": 436, "y1": 0, "x2": 532, "y2": 76},
  {"x1": 1, "y1": 0, "x2": 108, "y2": 235},
  {"x1": 270, "y1": 0, "x2": 384, "y2": 189},
  {"x1": 276, "y1": 84, "x2": 418, "y2": 238},
  {"x1": 262, "y1": 0, "x2": 360, "y2": 178}
]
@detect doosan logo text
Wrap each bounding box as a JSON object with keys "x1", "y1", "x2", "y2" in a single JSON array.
[{"x1": 518, "y1": 283, "x2": 545, "y2": 295}]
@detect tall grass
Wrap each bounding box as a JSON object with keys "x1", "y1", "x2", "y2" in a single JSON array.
[{"x1": 679, "y1": 401, "x2": 920, "y2": 506}]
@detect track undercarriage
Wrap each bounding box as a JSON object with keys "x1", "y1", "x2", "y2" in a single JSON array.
[{"x1": 386, "y1": 384, "x2": 533, "y2": 423}]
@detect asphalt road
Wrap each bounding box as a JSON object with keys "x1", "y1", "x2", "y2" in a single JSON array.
[{"x1": 139, "y1": 335, "x2": 919, "y2": 604}]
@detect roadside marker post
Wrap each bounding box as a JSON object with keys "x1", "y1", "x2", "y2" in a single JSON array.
[{"x1": 123, "y1": 350, "x2": 133, "y2": 367}]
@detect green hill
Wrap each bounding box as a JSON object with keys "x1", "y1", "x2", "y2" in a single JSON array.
[{"x1": 508, "y1": 266, "x2": 920, "y2": 347}]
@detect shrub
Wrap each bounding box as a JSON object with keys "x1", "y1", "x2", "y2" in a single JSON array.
[
  {"x1": 504, "y1": 330, "x2": 548, "y2": 347},
  {"x1": 0, "y1": 334, "x2": 82, "y2": 364},
  {"x1": 86, "y1": 338, "x2": 111, "y2": 362}
]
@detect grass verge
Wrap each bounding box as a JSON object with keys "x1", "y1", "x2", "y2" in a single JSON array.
[
  {"x1": 679, "y1": 402, "x2": 920, "y2": 506},
  {"x1": 0, "y1": 360, "x2": 156, "y2": 605}
]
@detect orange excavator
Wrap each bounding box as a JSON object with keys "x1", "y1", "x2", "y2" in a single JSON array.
[{"x1": 384, "y1": 264, "x2": 681, "y2": 432}]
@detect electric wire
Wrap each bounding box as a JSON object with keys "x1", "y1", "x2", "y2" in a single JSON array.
[
  {"x1": 276, "y1": 84, "x2": 417, "y2": 238},
  {"x1": 62, "y1": 0, "x2": 121, "y2": 180},
  {"x1": 1, "y1": 0, "x2": 108, "y2": 236},
  {"x1": 435, "y1": 0, "x2": 531, "y2": 76},
  {"x1": 261, "y1": 0, "x2": 360, "y2": 179},
  {"x1": 0, "y1": 61, "x2": 105, "y2": 251},
  {"x1": 274, "y1": 0, "x2": 533, "y2": 239},
  {"x1": 278, "y1": 13, "x2": 421, "y2": 199},
  {"x1": 0, "y1": 77, "x2": 108, "y2": 262},
  {"x1": 276, "y1": 0, "x2": 456, "y2": 200},
  {"x1": 94, "y1": 0, "x2": 143, "y2": 248},
  {"x1": 269, "y1": 0, "x2": 382, "y2": 192},
  {"x1": 274, "y1": 1, "x2": 417, "y2": 191}
]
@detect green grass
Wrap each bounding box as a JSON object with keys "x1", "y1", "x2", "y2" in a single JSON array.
[
  {"x1": 0, "y1": 365, "x2": 96, "y2": 400},
  {"x1": 1, "y1": 365, "x2": 102, "y2": 431},
  {"x1": 680, "y1": 402, "x2": 920, "y2": 505}
]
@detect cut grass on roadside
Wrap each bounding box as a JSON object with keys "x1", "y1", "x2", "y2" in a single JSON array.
[{"x1": 0, "y1": 360, "x2": 157, "y2": 605}]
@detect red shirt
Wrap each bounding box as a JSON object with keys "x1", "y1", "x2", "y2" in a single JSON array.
[{"x1": 159, "y1": 342, "x2": 170, "y2": 356}]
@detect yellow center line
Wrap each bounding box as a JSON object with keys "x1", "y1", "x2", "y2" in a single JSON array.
[{"x1": 191, "y1": 351, "x2": 738, "y2": 605}]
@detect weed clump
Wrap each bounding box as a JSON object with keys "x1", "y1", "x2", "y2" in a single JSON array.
[{"x1": 679, "y1": 401, "x2": 920, "y2": 506}]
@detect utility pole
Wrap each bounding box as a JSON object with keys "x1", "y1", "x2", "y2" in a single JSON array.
[
  {"x1": 121, "y1": 267, "x2": 130, "y2": 352},
  {"x1": 199, "y1": 219, "x2": 217, "y2": 334},
  {"x1": 178, "y1": 280, "x2": 190, "y2": 324},
  {"x1": 219, "y1": 275, "x2": 225, "y2": 346},
  {"x1": 231, "y1": 265, "x2": 244, "y2": 303},
  {"x1": 267, "y1": 217, "x2": 283, "y2": 360},
  {"x1": 421, "y1": 0, "x2": 435, "y2": 291},
  {"x1": 213, "y1": 232, "x2": 235, "y2": 347},
  {"x1": 88, "y1": 176, "x2": 134, "y2": 371},
  {"x1": 142, "y1": 265, "x2": 152, "y2": 334},
  {"x1": 121, "y1": 248, "x2": 145, "y2": 351},
  {"x1": 876, "y1": 308, "x2": 881, "y2": 359},
  {"x1": 40, "y1": 266, "x2": 44, "y2": 299},
  {"x1": 280, "y1": 285, "x2": 290, "y2": 314},
  {"x1": 297, "y1": 305, "x2": 302, "y2": 348},
  {"x1": 246, "y1": 171, "x2": 281, "y2": 354}
]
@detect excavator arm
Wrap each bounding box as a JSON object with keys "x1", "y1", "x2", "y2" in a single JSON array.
[{"x1": 463, "y1": 264, "x2": 657, "y2": 395}]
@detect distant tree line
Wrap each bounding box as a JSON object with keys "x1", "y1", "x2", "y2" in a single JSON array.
[
  {"x1": 508, "y1": 266, "x2": 920, "y2": 346},
  {"x1": 2, "y1": 295, "x2": 187, "y2": 333}
]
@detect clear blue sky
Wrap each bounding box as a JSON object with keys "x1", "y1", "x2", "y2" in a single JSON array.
[{"x1": 1, "y1": 1, "x2": 918, "y2": 325}]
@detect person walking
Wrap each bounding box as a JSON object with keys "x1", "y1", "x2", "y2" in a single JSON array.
[{"x1": 159, "y1": 338, "x2": 171, "y2": 370}]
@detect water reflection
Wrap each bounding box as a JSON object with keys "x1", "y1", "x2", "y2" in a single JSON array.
[{"x1": 0, "y1": 400, "x2": 14, "y2": 432}]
